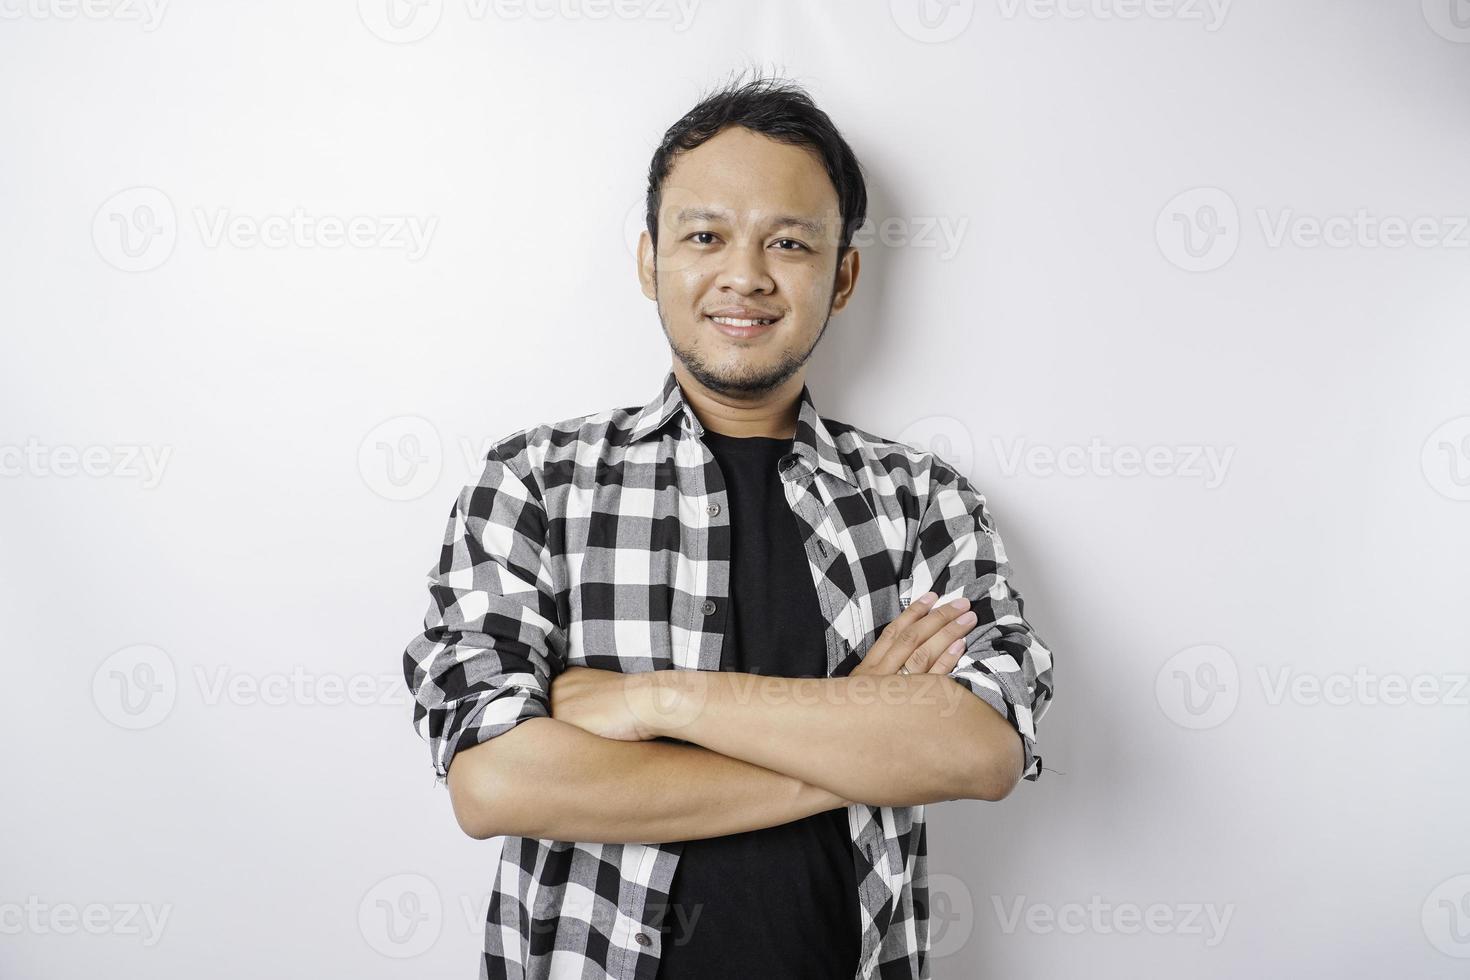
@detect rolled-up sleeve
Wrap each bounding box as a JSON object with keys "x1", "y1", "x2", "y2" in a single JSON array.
[
  {"x1": 402, "y1": 443, "x2": 565, "y2": 787},
  {"x1": 903, "y1": 455, "x2": 1055, "y2": 783}
]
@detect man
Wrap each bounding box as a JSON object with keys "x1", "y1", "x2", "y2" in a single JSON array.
[{"x1": 402, "y1": 73, "x2": 1055, "y2": 980}]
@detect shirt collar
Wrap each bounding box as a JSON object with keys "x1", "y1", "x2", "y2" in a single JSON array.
[{"x1": 629, "y1": 367, "x2": 855, "y2": 487}]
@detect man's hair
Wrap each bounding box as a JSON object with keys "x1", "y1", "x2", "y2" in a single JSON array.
[{"x1": 644, "y1": 70, "x2": 869, "y2": 262}]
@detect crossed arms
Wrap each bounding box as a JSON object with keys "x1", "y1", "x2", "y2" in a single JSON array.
[
  {"x1": 449, "y1": 655, "x2": 1023, "y2": 843},
  {"x1": 403, "y1": 446, "x2": 1054, "y2": 844}
]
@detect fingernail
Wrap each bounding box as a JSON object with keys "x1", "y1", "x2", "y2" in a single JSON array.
[
  {"x1": 950, "y1": 597, "x2": 971, "y2": 611},
  {"x1": 957, "y1": 610, "x2": 977, "y2": 626},
  {"x1": 917, "y1": 592, "x2": 937, "y2": 605}
]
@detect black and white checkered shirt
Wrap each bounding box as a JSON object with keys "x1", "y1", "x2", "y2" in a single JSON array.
[{"x1": 403, "y1": 367, "x2": 1055, "y2": 979}]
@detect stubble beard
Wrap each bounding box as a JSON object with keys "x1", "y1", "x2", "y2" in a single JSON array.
[{"x1": 653, "y1": 265, "x2": 835, "y2": 399}]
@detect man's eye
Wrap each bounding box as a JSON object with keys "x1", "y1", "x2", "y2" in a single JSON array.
[
  {"x1": 689, "y1": 232, "x2": 717, "y2": 245},
  {"x1": 772, "y1": 239, "x2": 808, "y2": 251}
]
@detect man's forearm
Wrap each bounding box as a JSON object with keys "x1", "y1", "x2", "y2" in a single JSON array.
[
  {"x1": 450, "y1": 716, "x2": 849, "y2": 843},
  {"x1": 645, "y1": 671, "x2": 1023, "y2": 805}
]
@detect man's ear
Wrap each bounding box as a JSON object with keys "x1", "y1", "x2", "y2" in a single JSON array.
[
  {"x1": 829, "y1": 246, "x2": 860, "y2": 314},
  {"x1": 636, "y1": 231, "x2": 657, "y2": 301}
]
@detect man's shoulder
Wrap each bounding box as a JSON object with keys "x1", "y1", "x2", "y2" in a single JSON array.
[
  {"x1": 475, "y1": 400, "x2": 972, "y2": 502},
  {"x1": 474, "y1": 400, "x2": 646, "y2": 484},
  {"x1": 826, "y1": 416, "x2": 994, "y2": 538},
  {"x1": 823, "y1": 416, "x2": 962, "y2": 495}
]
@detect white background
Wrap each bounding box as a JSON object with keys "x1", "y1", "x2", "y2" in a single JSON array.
[{"x1": 3, "y1": 1, "x2": 1469, "y2": 977}]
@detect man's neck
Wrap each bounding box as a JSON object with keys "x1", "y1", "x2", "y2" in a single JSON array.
[{"x1": 672, "y1": 363, "x2": 802, "y2": 439}]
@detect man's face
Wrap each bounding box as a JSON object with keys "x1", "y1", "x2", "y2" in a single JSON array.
[{"x1": 637, "y1": 125, "x2": 859, "y2": 399}]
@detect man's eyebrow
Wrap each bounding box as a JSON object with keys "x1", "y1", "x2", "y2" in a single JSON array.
[{"x1": 673, "y1": 207, "x2": 828, "y2": 237}]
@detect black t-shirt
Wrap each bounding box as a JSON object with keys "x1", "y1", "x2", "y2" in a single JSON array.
[{"x1": 654, "y1": 427, "x2": 861, "y2": 980}]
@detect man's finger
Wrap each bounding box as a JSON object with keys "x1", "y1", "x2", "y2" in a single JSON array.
[
  {"x1": 926, "y1": 637, "x2": 967, "y2": 674},
  {"x1": 861, "y1": 592, "x2": 938, "y2": 673},
  {"x1": 903, "y1": 605, "x2": 976, "y2": 673},
  {"x1": 863, "y1": 593, "x2": 970, "y2": 674}
]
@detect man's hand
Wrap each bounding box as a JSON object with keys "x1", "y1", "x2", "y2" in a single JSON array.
[
  {"x1": 551, "y1": 666, "x2": 856, "y2": 812},
  {"x1": 550, "y1": 666, "x2": 664, "y2": 741},
  {"x1": 850, "y1": 591, "x2": 979, "y2": 677}
]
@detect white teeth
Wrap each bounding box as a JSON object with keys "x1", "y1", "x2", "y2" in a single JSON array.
[{"x1": 710, "y1": 315, "x2": 774, "y2": 327}]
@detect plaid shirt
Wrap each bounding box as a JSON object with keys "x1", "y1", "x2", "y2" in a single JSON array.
[{"x1": 403, "y1": 367, "x2": 1055, "y2": 980}]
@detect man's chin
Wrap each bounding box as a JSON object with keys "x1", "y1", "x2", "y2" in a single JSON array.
[{"x1": 678, "y1": 354, "x2": 792, "y2": 398}]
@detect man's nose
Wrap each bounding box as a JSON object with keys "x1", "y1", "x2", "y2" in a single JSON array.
[{"x1": 716, "y1": 239, "x2": 775, "y2": 293}]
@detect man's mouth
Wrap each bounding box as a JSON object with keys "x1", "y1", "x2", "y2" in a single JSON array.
[
  {"x1": 707, "y1": 314, "x2": 780, "y2": 327},
  {"x1": 706, "y1": 313, "x2": 782, "y2": 339}
]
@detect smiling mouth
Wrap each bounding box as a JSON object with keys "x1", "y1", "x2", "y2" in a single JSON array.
[
  {"x1": 706, "y1": 313, "x2": 782, "y2": 339},
  {"x1": 707, "y1": 314, "x2": 781, "y2": 327}
]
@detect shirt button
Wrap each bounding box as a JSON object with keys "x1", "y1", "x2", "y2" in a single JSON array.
[
  {"x1": 634, "y1": 932, "x2": 651, "y2": 946},
  {"x1": 701, "y1": 599, "x2": 717, "y2": 616},
  {"x1": 707, "y1": 502, "x2": 721, "y2": 517}
]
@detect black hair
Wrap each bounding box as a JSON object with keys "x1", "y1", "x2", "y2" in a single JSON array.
[{"x1": 644, "y1": 69, "x2": 869, "y2": 262}]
